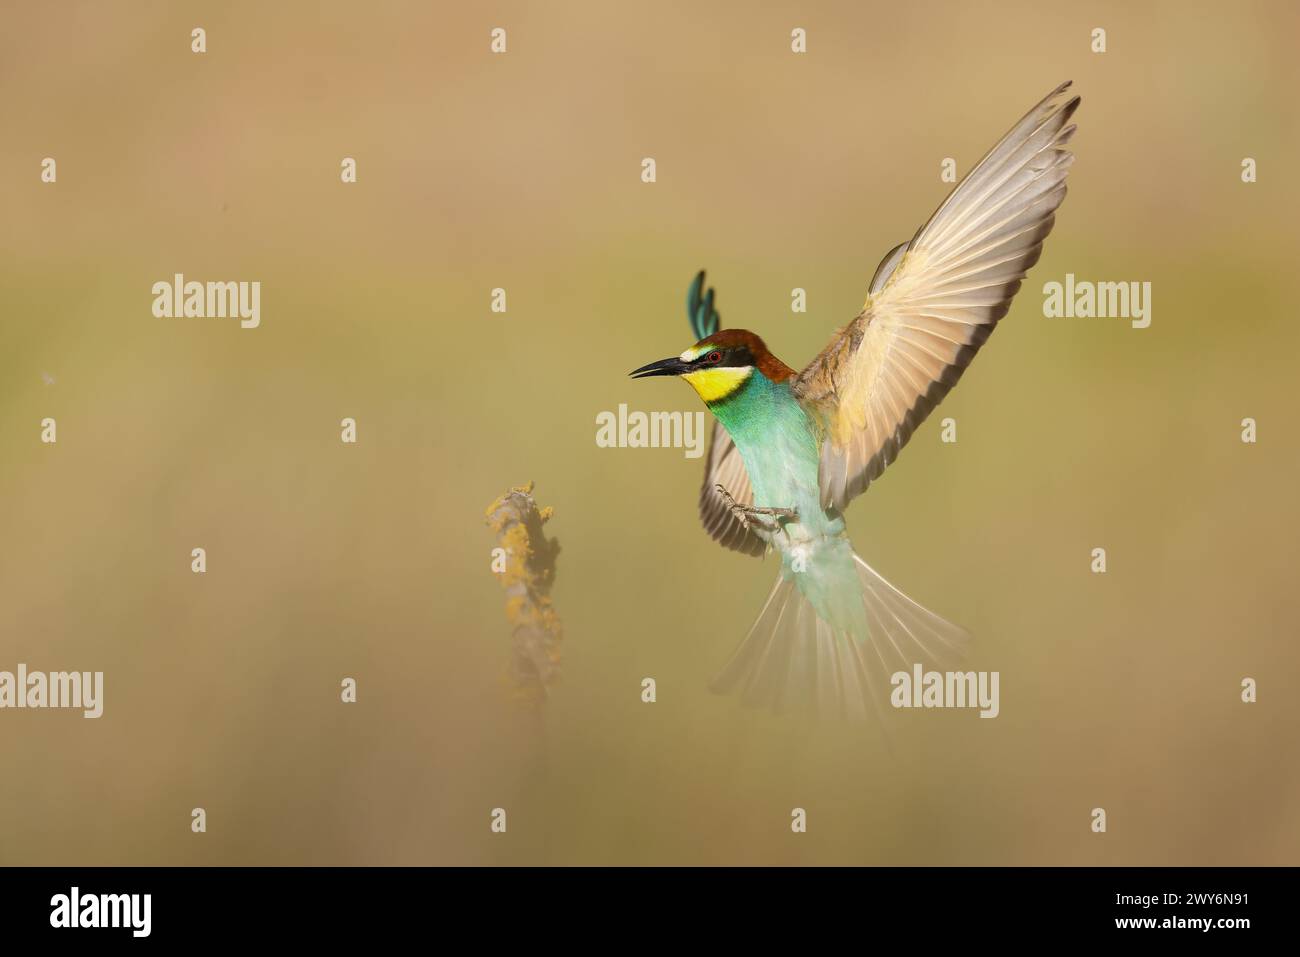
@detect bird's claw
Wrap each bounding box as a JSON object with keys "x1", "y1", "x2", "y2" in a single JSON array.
[{"x1": 715, "y1": 484, "x2": 798, "y2": 540}]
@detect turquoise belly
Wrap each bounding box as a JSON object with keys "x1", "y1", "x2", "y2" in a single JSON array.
[{"x1": 707, "y1": 374, "x2": 864, "y2": 635}]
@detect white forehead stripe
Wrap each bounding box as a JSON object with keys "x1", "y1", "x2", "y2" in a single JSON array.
[{"x1": 680, "y1": 345, "x2": 708, "y2": 361}]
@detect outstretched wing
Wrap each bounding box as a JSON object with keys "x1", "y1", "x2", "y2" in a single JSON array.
[
  {"x1": 688, "y1": 271, "x2": 767, "y2": 557},
  {"x1": 794, "y1": 82, "x2": 1079, "y2": 511}
]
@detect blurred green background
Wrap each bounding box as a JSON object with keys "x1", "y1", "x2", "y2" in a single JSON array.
[{"x1": 2, "y1": 1, "x2": 1297, "y2": 865}]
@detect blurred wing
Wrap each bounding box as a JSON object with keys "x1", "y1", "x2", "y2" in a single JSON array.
[
  {"x1": 687, "y1": 270, "x2": 766, "y2": 556},
  {"x1": 699, "y1": 419, "x2": 767, "y2": 556},
  {"x1": 795, "y1": 82, "x2": 1079, "y2": 510}
]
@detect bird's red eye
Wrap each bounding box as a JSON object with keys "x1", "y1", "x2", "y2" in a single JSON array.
[{"x1": 707, "y1": 351, "x2": 722, "y2": 364}]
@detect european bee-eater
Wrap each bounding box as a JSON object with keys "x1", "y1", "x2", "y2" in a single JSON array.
[{"x1": 632, "y1": 82, "x2": 1079, "y2": 718}]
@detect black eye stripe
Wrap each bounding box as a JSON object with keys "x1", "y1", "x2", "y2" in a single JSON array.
[{"x1": 695, "y1": 346, "x2": 754, "y2": 368}]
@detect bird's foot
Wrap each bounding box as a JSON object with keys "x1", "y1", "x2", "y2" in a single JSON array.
[{"x1": 715, "y1": 484, "x2": 798, "y2": 539}]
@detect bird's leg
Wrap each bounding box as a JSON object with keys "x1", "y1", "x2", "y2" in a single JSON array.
[{"x1": 715, "y1": 484, "x2": 798, "y2": 540}]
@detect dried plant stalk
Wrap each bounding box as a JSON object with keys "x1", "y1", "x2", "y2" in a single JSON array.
[{"x1": 484, "y1": 482, "x2": 562, "y2": 705}]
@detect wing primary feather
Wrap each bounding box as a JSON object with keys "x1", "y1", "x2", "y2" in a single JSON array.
[{"x1": 795, "y1": 83, "x2": 1080, "y2": 510}]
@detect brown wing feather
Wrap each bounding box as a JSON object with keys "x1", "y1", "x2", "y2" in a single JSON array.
[
  {"x1": 698, "y1": 419, "x2": 767, "y2": 557},
  {"x1": 795, "y1": 82, "x2": 1079, "y2": 510}
]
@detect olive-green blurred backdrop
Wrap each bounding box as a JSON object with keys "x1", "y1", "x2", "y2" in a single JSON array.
[{"x1": 2, "y1": 1, "x2": 1297, "y2": 865}]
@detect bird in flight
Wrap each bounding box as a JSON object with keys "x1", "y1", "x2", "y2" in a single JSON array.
[{"x1": 630, "y1": 82, "x2": 1079, "y2": 719}]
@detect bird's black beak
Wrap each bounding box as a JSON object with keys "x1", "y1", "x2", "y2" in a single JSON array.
[{"x1": 629, "y1": 356, "x2": 690, "y2": 379}]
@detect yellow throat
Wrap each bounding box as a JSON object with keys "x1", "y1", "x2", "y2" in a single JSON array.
[{"x1": 681, "y1": 366, "x2": 752, "y2": 404}]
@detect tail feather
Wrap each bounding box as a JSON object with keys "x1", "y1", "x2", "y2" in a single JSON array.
[
  {"x1": 722, "y1": 573, "x2": 798, "y2": 706},
  {"x1": 710, "y1": 552, "x2": 969, "y2": 720},
  {"x1": 856, "y1": 555, "x2": 968, "y2": 665}
]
